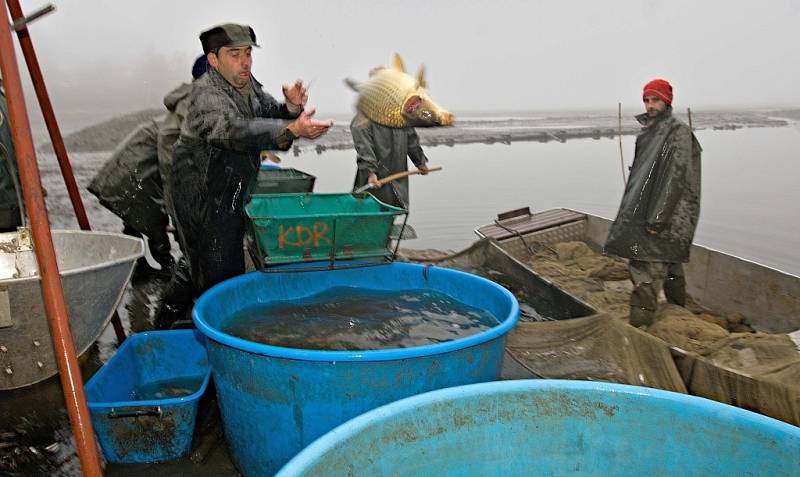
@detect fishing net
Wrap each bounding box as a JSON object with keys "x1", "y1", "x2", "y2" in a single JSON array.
[
  {"x1": 653, "y1": 306, "x2": 800, "y2": 425},
  {"x1": 400, "y1": 238, "x2": 800, "y2": 426},
  {"x1": 399, "y1": 239, "x2": 686, "y2": 393}
]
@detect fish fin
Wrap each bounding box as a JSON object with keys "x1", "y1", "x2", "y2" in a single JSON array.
[
  {"x1": 344, "y1": 78, "x2": 362, "y2": 92},
  {"x1": 416, "y1": 64, "x2": 427, "y2": 89},
  {"x1": 368, "y1": 65, "x2": 385, "y2": 77},
  {"x1": 392, "y1": 53, "x2": 406, "y2": 73}
]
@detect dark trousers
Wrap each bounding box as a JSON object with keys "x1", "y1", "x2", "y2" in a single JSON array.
[
  {"x1": 0, "y1": 205, "x2": 22, "y2": 232},
  {"x1": 122, "y1": 222, "x2": 174, "y2": 270},
  {"x1": 175, "y1": 199, "x2": 246, "y2": 294},
  {"x1": 157, "y1": 207, "x2": 246, "y2": 329},
  {"x1": 628, "y1": 260, "x2": 686, "y2": 327}
]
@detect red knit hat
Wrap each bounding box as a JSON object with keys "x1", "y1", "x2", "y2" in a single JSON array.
[{"x1": 643, "y1": 79, "x2": 673, "y2": 105}]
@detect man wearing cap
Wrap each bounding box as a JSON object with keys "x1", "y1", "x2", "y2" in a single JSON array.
[
  {"x1": 163, "y1": 23, "x2": 331, "y2": 323},
  {"x1": 604, "y1": 79, "x2": 702, "y2": 328}
]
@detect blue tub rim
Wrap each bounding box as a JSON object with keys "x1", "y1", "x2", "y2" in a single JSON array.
[
  {"x1": 275, "y1": 379, "x2": 800, "y2": 476},
  {"x1": 192, "y1": 263, "x2": 520, "y2": 362},
  {"x1": 85, "y1": 330, "x2": 212, "y2": 409}
]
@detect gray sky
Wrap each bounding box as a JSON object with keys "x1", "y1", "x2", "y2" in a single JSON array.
[{"x1": 15, "y1": 0, "x2": 800, "y2": 118}]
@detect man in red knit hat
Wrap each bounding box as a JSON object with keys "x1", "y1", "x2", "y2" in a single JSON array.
[{"x1": 604, "y1": 79, "x2": 702, "y2": 328}]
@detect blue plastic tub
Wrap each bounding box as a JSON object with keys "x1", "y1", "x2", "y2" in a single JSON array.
[
  {"x1": 277, "y1": 379, "x2": 800, "y2": 477},
  {"x1": 85, "y1": 330, "x2": 211, "y2": 463},
  {"x1": 193, "y1": 263, "x2": 519, "y2": 476},
  {"x1": 259, "y1": 163, "x2": 282, "y2": 171}
]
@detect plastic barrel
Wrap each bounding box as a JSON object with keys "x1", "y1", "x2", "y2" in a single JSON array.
[
  {"x1": 193, "y1": 263, "x2": 519, "y2": 476},
  {"x1": 277, "y1": 379, "x2": 800, "y2": 477}
]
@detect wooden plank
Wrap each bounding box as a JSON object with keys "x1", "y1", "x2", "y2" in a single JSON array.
[{"x1": 476, "y1": 208, "x2": 586, "y2": 241}]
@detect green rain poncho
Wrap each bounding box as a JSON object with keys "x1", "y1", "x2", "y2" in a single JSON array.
[
  {"x1": 351, "y1": 113, "x2": 429, "y2": 209},
  {"x1": 604, "y1": 108, "x2": 702, "y2": 263}
]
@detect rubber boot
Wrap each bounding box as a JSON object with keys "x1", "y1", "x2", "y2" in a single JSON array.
[
  {"x1": 122, "y1": 223, "x2": 157, "y2": 274},
  {"x1": 629, "y1": 306, "x2": 655, "y2": 328},
  {"x1": 149, "y1": 237, "x2": 175, "y2": 274},
  {"x1": 154, "y1": 259, "x2": 195, "y2": 330},
  {"x1": 664, "y1": 272, "x2": 687, "y2": 306}
]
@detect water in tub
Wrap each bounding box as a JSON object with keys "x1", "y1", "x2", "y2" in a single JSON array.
[{"x1": 221, "y1": 287, "x2": 500, "y2": 350}]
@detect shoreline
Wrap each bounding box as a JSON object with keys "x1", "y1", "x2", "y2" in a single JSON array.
[
  {"x1": 292, "y1": 110, "x2": 790, "y2": 155},
  {"x1": 40, "y1": 109, "x2": 792, "y2": 155}
]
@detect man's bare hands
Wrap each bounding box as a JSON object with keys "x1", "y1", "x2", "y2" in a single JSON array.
[
  {"x1": 283, "y1": 79, "x2": 308, "y2": 114},
  {"x1": 368, "y1": 173, "x2": 381, "y2": 189},
  {"x1": 287, "y1": 107, "x2": 333, "y2": 139},
  {"x1": 417, "y1": 164, "x2": 430, "y2": 175}
]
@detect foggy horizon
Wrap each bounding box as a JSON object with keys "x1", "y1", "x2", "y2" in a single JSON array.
[{"x1": 11, "y1": 0, "x2": 800, "y2": 122}]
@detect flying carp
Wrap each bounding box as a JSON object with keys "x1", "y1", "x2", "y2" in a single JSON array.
[{"x1": 345, "y1": 53, "x2": 454, "y2": 128}]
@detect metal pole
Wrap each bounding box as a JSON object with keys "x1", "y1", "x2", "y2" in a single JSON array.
[
  {"x1": 7, "y1": 0, "x2": 126, "y2": 344},
  {"x1": 10, "y1": 3, "x2": 53, "y2": 31},
  {"x1": 6, "y1": 0, "x2": 90, "y2": 230},
  {"x1": 617, "y1": 102, "x2": 627, "y2": 186},
  {"x1": 0, "y1": 4, "x2": 104, "y2": 476}
]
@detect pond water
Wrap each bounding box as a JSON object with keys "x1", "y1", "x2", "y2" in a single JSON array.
[{"x1": 288, "y1": 124, "x2": 800, "y2": 275}]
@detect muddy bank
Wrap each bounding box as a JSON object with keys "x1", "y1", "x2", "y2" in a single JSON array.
[
  {"x1": 38, "y1": 109, "x2": 162, "y2": 154},
  {"x1": 41, "y1": 108, "x2": 791, "y2": 154},
  {"x1": 767, "y1": 109, "x2": 800, "y2": 121}
]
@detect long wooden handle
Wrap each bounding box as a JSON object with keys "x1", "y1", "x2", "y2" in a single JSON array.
[{"x1": 378, "y1": 166, "x2": 443, "y2": 186}]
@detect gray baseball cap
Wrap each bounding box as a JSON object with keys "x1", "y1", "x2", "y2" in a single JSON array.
[{"x1": 200, "y1": 23, "x2": 259, "y2": 54}]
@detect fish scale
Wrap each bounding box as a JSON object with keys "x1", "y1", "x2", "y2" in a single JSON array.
[
  {"x1": 357, "y1": 72, "x2": 411, "y2": 127},
  {"x1": 346, "y1": 54, "x2": 453, "y2": 129}
]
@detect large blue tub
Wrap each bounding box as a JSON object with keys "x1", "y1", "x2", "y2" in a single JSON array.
[
  {"x1": 193, "y1": 263, "x2": 519, "y2": 476},
  {"x1": 277, "y1": 379, "x2": 800, "y2": 476}
]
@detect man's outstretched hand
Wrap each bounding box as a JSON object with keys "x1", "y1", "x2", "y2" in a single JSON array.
[
  {"x1": 287, "y1": 107, "x2": 333, "y2": 139},
  {"x1": 283, "y1": 79, "x2": 308, "y2": 114}
]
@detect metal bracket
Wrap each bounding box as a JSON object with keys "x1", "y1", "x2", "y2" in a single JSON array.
[
  {"x1": 10, "y1": 4, "x2": 55, "y2": 32},
  {"x1": 15, "y1": 226, "x2": 31, "y2": 251},
  {"x1": 108, "y1": 406, "x2": 163, "y2": 419}
]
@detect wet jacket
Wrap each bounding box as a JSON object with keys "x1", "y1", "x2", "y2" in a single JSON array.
[
  {"x1": 88, "y1": 118, "x2": 168, "y2": 237},
  {"x1": 351, "y1": 113, "x2": 428, "y2": 208},
  {"x1": 604, "y1": 108, "x2": 702, "y2": 263},
  {"x1": 157, "y1": 82, "x2": 192, "y2": 219},
  {"x1": 0, "y1": 92, "x2": 23, "y2": 230},
  {"x1": 170, "y1": 68, "x2": 298, "y2": 292}
]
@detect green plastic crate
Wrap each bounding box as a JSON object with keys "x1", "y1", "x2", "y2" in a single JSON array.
[
  {"x1": 245, "y1": 193, "x2": 407, "y2": 267},
  {"x1": 250, "y1": 168, "x2": 316, "y2": 195}
]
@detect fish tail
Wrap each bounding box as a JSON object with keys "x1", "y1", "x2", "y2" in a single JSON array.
[{"x1": 344, "y1": 78, "x2": 361, "y2": 92}]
